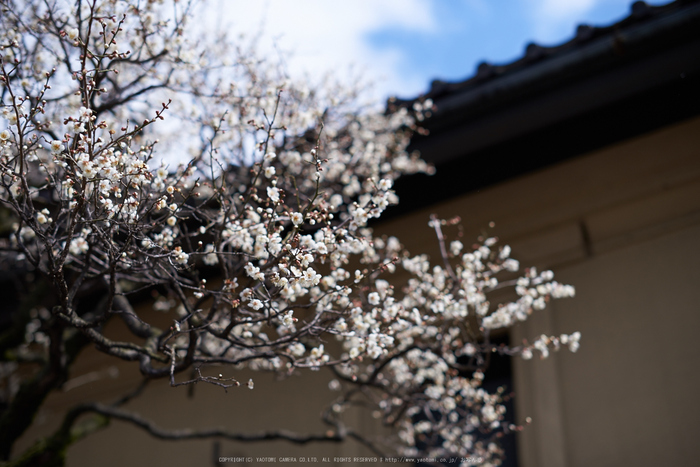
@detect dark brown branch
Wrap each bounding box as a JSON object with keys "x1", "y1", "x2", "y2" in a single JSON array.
[{"x1": 78, "y1": 403, "x2": 345, "y2": 444}]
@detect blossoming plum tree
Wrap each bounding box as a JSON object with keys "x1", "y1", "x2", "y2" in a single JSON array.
[{"x1": 0, "y1": 1, "x2": 578, "y2": 465}]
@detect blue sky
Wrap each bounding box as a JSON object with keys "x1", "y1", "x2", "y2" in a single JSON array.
[{"x1": 211, "y1": 0, "x2": 672, "y2": 101}]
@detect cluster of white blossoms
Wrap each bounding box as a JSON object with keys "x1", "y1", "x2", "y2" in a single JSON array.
[
  {"x1": 0, "y1": 1, "x2": 578, "y2": 464},
  {"x1": 317, "y1": 218, "x2": 578, "y2": 463},
  {"x1": 524, "y1": 331, "x2": 582, "y2": 359}
]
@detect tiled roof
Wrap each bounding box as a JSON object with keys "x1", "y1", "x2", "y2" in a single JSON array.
[{"x1": 385, "y1": 0, "x2": 700, "y2": 217}]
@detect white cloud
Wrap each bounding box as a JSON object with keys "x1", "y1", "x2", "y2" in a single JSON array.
[
  {"x1": 200, "y1": 0, "x2": 438, "y2": 100},
  {"x1": 527, "y1": 0, "x2": 628, "y2": 43},
  {"x1": 536, "y1": 0, "x2": 599, "y2": 20}
]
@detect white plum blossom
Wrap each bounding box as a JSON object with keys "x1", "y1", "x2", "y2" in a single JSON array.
[
  {"x1": 172, "y1": 247, "x2": 189, "y2": 265},
  {"x1": 50, "y1": 140, "x2": 63, "y2": 153},
  {"x1": 281, "y1": 310, "x2": 296, "y2": 327},
  {"x1": 203, "y1": 244, "x2": 219, "y2": 265},
  {"x1": 290, "y1": 212, "x2": 304, "y2": 226},
  {"x1": 267, "y1": 186, "x2": 280, "y2": 203},
  {"x1": 567, "y1": 332, "x2": 582, "y2": 352},
  {"x1": 244, "y1": 263, "x2": 265, "y2": 281},
  {"x1": 36, "y1": 209, "x2": 51, "y2": 224},
  {"x1": 69, "y1": 237, "x2": 89, "y2": 255},
  {"x1": 288, "y1": 342, "x2": 306, "y2": 357}
]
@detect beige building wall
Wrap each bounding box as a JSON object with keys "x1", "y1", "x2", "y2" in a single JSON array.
[{"x1": 376, "y1": 115, "x2": 700, "y2": 467}]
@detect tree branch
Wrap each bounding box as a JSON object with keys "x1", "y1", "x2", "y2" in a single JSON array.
[{"x1": 77, "y1": 403, "x2": 345, "y2": 444}]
